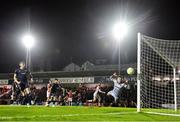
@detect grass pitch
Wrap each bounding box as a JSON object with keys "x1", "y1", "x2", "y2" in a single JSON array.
[{"x1": 0, "y1": 106, "x2": 179, "y2": 121}]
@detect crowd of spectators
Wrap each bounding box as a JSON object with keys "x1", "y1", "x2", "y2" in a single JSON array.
[
  {"x1": 0, "y1": 86, "x2": 11, "y2": 104},
  {"x1": 0, "y1": 82, "x2": 137, "y2": 107}
]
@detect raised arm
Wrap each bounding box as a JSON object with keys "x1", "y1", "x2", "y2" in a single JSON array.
[{"x1": 110, "y1": 73, "x2": 118, "y2": 83}]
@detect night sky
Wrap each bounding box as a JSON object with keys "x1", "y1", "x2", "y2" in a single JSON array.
[{"x1": 0, "y1": 0, "x2": 180, "y2": 73}]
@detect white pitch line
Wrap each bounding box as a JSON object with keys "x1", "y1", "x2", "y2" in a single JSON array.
[
  {"x1": 0, "y1": 112, "x2": 136, "y2": 120},
  {"x1": 146, "y1": 112, "x2": 180, "y2": 117},
  {"x1": 61, "y1": 112, "x2": 136, "y2": 117}
]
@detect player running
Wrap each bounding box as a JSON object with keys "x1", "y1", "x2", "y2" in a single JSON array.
[
  {"x1": 107, "y1": 73, "x2": 128, "y2": 103},
  {"x1": 93, "y1": 83, "x2": 105, "y2": 106},
  {"x1": 45, "y1": 80, "x2": 52, "y2": 106},
  {"x1": 13, "y1": 61, "x2": 33, "y2": 105}
]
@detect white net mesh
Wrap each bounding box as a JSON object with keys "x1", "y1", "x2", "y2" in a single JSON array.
[{"x1": 138, "y1": 34, "x2": 180, "y2": 114}]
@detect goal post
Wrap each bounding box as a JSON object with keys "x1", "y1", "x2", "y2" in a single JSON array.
[
  {"x1": 137, "y1": 33, "x2": 141, "y2": 112},
  {"x1": 137, "y1": 33, "x2": 180, "y2": 115},
  {"x1": 173, "y1": 68, "x2": 177, "y2": 111}
]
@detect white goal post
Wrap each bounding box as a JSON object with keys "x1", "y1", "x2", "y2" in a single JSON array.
[{"x1": 137, "y1": 33, "x2": 180, "y2": 115}]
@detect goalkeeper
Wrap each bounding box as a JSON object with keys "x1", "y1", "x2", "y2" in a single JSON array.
[{"x1": 107, "y1": 73, "x2": 128, "y2": 103}]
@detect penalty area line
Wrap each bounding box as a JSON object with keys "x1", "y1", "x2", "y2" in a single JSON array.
[{"x1": 0, "y1": 112, "x2": 136, "y2": 120}]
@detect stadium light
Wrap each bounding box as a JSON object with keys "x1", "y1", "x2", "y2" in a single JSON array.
[
  {"x1": 22, "y1": 34, "x2": 35, "y2": 71},
  {"x1": 112, "y1": 21, "x2": 129, "y2": 41},
  {"x1": 112, "y1": 21, "x2": 129, "y2": 75},
  {"x1": 22, "y1": 34, "x2": 35, "y2": 49}
]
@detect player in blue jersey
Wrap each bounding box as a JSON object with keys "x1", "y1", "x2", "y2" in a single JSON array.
[
  {"x1": 46, "y1": 79, "x2": 64, "y2": 106},
  {"x1": 13, "y1": 61, "x2": 33, "y2": 105},
  {"x1": 107, "y1": 73, "x2": 128, "y2": 103}
]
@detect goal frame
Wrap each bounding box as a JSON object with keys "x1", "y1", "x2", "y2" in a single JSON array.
[{"x1": 137, "y1": 33, "x2": 177, "y2": 112}]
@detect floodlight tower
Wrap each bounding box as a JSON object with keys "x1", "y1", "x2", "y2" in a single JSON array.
[
  {"x1": 112, "y1": 21, "x2": 128, "y2": 74},
  {"x1": 22, "y1": 34, "x2": 35, "y2": 71}
]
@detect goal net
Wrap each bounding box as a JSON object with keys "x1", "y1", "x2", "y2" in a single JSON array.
[{"x1": 137, "y1": 33, "x2": 180, "y2": 115}]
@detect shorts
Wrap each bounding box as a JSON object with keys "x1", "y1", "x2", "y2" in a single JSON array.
[
  {"x1": 68, "y1": 97, "x2": 72, "y2": 102},
  {"x1": 50, "y1": 92, "x2": 58, "y2": 97},
  {"x1": 93, "y1": 93, "x2": 101, "y2": 102},
  {"x1": 107, "y1": 91, "x2": 118, "y2": 102},
  {"x1": 19, "y1": 82, "x2": 29, "y2": 91},
  {"x1": 47, "y1": 91, "x2": 50, "y2": 98}
]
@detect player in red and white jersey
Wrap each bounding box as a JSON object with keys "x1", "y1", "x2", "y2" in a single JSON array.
[
  {"x1": 45, "y1": 80, "x2": 52, "y2": 106},
  {"x1": 67, "y1": 90, "x2": 76, "y2": 106},
  {"x1": 93, "y1": 83, "x2": 105, "y2": 106}
]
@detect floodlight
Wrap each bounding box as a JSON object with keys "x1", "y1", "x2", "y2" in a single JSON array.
[
  {"x1": 112, "y1": 22, "x2": 128, "y2": 41},
  {"x1": 22, "y1": 34, "x2": 35, "y2": 49}
]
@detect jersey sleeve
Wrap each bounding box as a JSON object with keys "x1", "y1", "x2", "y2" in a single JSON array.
[
  {"x1": 110, "y1": 75, "x2": 117, "y2": 83},
  {"x1": 98, "y1": 89, "x2": 103, "y2": 93},
  {"x1": 14, "y1": 69, "x2": 18, "y2": 75},
  {"x1": 14, "y1": 69, "x2": 19, "y2": 80}
]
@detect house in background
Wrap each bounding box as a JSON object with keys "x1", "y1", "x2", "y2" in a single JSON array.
[
  {"x1": 63, "y1": 63, "x2": 80, "y2": 72},
  {"x1": 81, "y1": 61, "x2": 94, "y2": 71}
]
